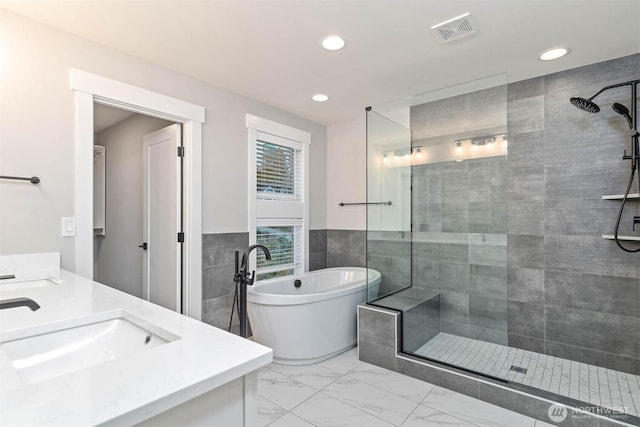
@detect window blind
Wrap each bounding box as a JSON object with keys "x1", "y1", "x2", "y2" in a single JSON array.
[
  {"x1": 256, "y1": 223, "x2": 303, "y2": 277},
  {"x1": 256, "y1": 138, "x2": 303, "y2": 201}
]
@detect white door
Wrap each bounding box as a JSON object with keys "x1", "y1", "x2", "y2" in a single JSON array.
[{"x1": 142, "y1": 124, "x2": 182, "y2": 312}]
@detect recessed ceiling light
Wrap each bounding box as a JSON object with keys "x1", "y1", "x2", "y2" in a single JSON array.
[
  {"x1": 321, "y1": 35, "x2": 345, "y2": 51},
  {"x1": 312, "y1": 94, "x2": 329, "y2": 102},
  {"x1": 539, "y1": 47, "x2": 569, "y2": 61}
]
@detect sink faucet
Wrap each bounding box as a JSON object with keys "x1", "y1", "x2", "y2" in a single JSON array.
[
  {"x1": 0, "y1": 297, "x2": 41, "y2": 311},
  {"x1": 235, "y1": 244, "x2": 271, "y2": 338}
]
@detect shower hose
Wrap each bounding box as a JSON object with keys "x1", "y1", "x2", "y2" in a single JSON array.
[{"x1": 614, "y1": 165, "x2": 640, "y2": 252}]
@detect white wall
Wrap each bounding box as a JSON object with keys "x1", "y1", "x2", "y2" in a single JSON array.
[
  {"x1": 0, "y1": 10, "x2": 326, "y2": 268},
  {"x1": 326, "y1": 107, "x2": 410, "y2": 232},
  {"x1": 94, "y1": 113, "x2": 172, "y2": 297},
  {"x1": 326, "y1": 118, "x2": 366, "y2": 230}
]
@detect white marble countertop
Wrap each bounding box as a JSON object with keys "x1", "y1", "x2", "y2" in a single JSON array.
[{"x1": 0, "y1": 270, "x2": 272, "y2": 426}]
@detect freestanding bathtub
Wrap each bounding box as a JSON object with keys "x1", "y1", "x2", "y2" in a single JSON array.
[{"x1": 247, "y1": 267, "x2": 381, "y2": 365}]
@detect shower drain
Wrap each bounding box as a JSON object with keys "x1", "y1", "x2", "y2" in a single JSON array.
[{"x1": 510, "y1": 365, "x2": 528, "y2": 374}]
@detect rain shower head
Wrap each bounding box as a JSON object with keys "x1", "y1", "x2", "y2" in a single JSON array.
[
  {"x1": 570, "y1": 97, "x2": 600, "y2": 113},
  {"x1": 612, "y1": 103, "x2": 633, "y2": 129}
]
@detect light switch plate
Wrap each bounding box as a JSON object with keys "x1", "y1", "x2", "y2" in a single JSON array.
[{"x1": 61, "y1": 217, "x2": 76, "y2": 237}]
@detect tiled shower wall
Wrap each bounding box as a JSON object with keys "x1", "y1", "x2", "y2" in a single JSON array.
[
  {"x1": 410, "y1": 158, "x2": 508, "y2": 345},
  {"x1": 505, "y1": 54, "x2": 640, "y2": 374},
  {"x1": 404, "y1": 53, "x2": 640, "y2": 374}
]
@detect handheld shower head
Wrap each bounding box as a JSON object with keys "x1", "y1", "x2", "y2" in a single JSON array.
[
  {"x1": 570, "y1": 97, "x2": 600, "y2": 113},
  {"x1": 612, "y1": 103, "x2": 633, "y2": 129}
]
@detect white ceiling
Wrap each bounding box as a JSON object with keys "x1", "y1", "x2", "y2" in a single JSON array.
[{"x1": 2, "y1": 0, "x2": 639, "y2": 125}]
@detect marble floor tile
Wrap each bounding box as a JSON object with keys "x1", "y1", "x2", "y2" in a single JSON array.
[
  {"x1": 291, "y1": 392, "x2": 395, "y2": 427},
  {"x1": 323, "y1": 376, "x2": 420, "y2": 425},
  {"x1": 266, "y1": 362, "x2": 343, "y2": 390},
  {"x1": 421, "y1": 386, "x2": 536, "y2": 427},
  {"x1": 401, "y1": 405, "x2": 476, "y2": 427},
  {"x1": 316, "y1": 350, "x2": 362, "y2": 374},
  {"x1": 257, "y1": 396, "x2": 287, "y2": 427},
  {"x1": 348, "y1": 363, "x2": 435, "y2": 403},
  {"x1": 257, "y1": 368, "x2": 318, "y2": 411},
  {"x1": 255, "y1": 345, "x2": 637, "y2": 427},
  {"x1": 268, "y1": 412, "x2": 315, "y2": 427}
]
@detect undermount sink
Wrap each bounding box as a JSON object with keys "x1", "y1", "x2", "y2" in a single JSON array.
[{"x1": 0, "y1": 310, "x2": 179, "y2": 384}]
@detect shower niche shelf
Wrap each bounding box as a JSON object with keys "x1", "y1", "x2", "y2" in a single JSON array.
[
  {"x1": 602, "y1": 235, "x2": 640, "y2": 241},
  {"x1": 601, "y1": 192, "x2": 640, "y2": 241},
  {"x1": 601, "y1": 193, "x2": 639, "y2": 200}
]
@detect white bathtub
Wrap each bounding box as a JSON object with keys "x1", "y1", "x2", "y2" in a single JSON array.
[{"x1": 247, "y1": 267, "x2": 381, "y2": 365}]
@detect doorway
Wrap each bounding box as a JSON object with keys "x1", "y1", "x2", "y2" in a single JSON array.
[
  {"x1": 93, "y1": 105, "x2": 183, "y2": 312},
  {"x1": 72, "y1": 69, "x2": 205, "y2": 320}
]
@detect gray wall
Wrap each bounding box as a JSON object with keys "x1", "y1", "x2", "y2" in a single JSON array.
[
  {"x1": 506, "y1": 54, "x2": 640, "y2": 374},
  {"x1": 94, "y1": 114, "x2": 172, "y2": 297}
]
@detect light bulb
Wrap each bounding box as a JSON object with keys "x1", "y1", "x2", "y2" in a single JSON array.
[{"x1": 456, "y1": 141, "x2": 462, "y2": 153}]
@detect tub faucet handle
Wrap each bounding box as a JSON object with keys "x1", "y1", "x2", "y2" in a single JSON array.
[{"x1": 247, "y1": 270, "x2": 256, "y2": 286}]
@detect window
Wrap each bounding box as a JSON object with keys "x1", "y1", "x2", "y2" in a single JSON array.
[{"x1": 247, "y1": 114, "x2": 310, "y2": 279}]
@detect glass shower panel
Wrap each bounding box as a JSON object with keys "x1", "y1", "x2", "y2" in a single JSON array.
[
  {"x1": 409, "y1": 77, "x2": 509, "y2": 380},
  {"x1": 367, "y1": 74, "x2": 510, "y2": 381},
  {"x1": 366, "y1": 109, "x2": 412, "y2": 303}
]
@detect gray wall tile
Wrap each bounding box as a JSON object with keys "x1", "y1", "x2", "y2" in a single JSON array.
[
  {"x1": 328, "y1": 252, "x2": 366, "y2": 268},
  {"x1": 507, "y1": 267, "x2": 544, "y2": 304},
  {"x1": 327, "y1": 229, "x2": 366, "y2": 254},
  {"x1": 544, "y1": 340, "x2": 640, "y2": 375},
  {"x1": 308, "y1": 252, "x2": 327, "y2": 271},
  {"x1": 203, "y1": 263, "x2": 236, "y2": 300},
  {"x1": 544, "y1": 270, "x2": 639, "y2": 317},
  {"x1": 309, "y1": 229, "x2": 327, "y2": 253},
  {"x1": 478, "y1": 383, "x2": 599, "y2": 427},
  {"x1": 358, "y1": 306, "x2": 398, "y2": 347},
  {"x1": 202, "y1": 232, "x2": 248, "y2": 268},
  {"x1": 508, "y1": 234, "x2": 544, "y2": 270},
  {"x1": 544, "y1": 306, "x2": 639, "y2": 360},
  {"x1": 508, "y1": 333, "x2": 545, "y2": 353},
  {"x1": 507, "y1": 301, "x2": 544, "y2": 339},
  {"x1": 358, "y1": 341, "x2": 396, "y2": 371},
  {"x1": 327, "y1": 229, "x2": 366, "y2": 268},
  {"x1": 396, "y1": 356, "x2": 479, "y2": 399}
]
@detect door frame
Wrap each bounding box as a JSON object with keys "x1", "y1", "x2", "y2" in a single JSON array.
[{"x1": 71, "y1": 69, "x2": 204, "y2": 320}]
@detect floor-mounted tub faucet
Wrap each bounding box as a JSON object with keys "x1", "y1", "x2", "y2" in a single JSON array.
[{"x1": 234, "y1": 244, "x2": 271, "y2": 338}]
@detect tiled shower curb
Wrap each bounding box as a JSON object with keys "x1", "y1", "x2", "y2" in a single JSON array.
[{"x1": 357, "y1": 304, "x2": 637, "y2": 427}]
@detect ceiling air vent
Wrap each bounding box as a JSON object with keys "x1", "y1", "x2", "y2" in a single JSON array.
[{"x1": 431, "y1": 13, "x2": 477, "y2": 43}]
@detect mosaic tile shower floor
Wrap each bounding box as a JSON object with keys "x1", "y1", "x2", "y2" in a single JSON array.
[{"x1": 415, "y1": 332, "x2": 640, "y2": 418}]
